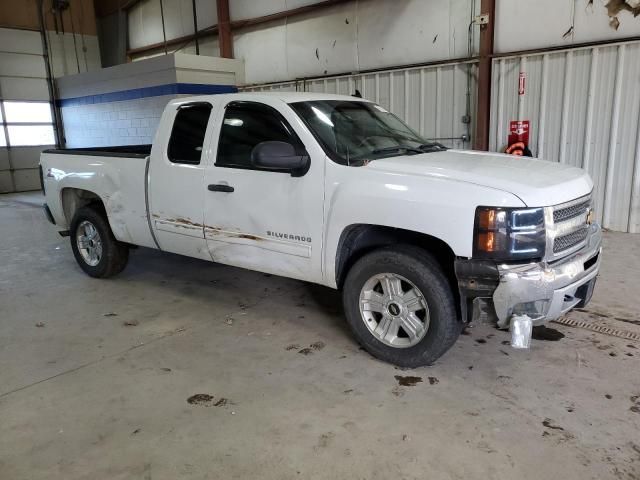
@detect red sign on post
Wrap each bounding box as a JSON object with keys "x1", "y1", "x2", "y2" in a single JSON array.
[
  {"x1": 508, "y1": 120, "x2": 530, "y2": 145},
  {"x1": 518, "y1": 72, "x2": 526, "y2": 95}
]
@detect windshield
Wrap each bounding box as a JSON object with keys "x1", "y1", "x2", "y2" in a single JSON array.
[{"x1": 290, "y1": 100, "x2": 446, "y2": 165}]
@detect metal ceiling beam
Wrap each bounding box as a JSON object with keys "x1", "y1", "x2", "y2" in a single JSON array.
[{"x1": 474, "y1": 0, "x2": 495, "y2": 151}]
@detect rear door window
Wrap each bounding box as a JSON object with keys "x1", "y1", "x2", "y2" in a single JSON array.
[{"x1": 168, "y1": 103, "x2": 212, "y2": 165}]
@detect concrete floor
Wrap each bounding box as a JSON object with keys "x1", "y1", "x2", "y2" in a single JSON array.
[{"x1": 1, "y1": 192, "x2": 639, "y2": 480}]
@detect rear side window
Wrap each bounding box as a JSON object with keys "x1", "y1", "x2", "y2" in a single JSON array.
[
  {"x1": 216, "y1": 102, "x2": 303, "y2": 170},
  {"x1": 168, "y1": 103, "x2": 212, "y2": 164}
]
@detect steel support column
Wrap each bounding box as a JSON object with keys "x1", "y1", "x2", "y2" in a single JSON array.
[
  {"x1": 216, "y1": 0, "x2": 233, "y2": 58},
  {"x1": 474, "y1": 0, "x2": 495, "y2": 151}
]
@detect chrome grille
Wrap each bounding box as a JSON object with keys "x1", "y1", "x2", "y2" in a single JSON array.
[
  {"x1": 553, "y1": 199, "x2": 590, "y2": 223},
  {"x1": 547, "y1": 194, "x2": 592, "y2": 259},
  {"x1": 553, "y1": 227, "x2": 589, "y2": 254}
]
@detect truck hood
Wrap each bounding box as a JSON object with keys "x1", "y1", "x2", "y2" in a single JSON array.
[{"x1": 366, "y1": 149, "x2": 593, "y2": 206}]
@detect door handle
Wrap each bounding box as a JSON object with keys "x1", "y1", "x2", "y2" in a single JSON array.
[{"x1": 208, "y1": 184, "x2": 234, "y2": 193}]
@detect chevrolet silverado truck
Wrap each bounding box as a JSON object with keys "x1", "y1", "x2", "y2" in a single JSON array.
[{"x1": 40, "y1": 92, "x2": 602, "y2": 367}]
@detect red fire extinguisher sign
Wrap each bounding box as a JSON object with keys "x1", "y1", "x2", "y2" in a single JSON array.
[{"x1": 508, "y1": 120, "x2": 530, "y2": 145}]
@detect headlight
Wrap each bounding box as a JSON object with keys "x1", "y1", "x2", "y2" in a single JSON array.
[{"x1": 473, "y1": 207, "x2": 545, "y2": 261}]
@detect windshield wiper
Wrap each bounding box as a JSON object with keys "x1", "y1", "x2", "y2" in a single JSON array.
[
  {"x1": 370, "y1": 146, "x2": 424, "y2": 156},
  {"x1": 418, "y1": 142, "x2": 448, "y2": 152}
]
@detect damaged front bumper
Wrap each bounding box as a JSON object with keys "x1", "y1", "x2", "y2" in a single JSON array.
[
  {"x1": 456, "y1": 224, "x2": 602, "y2": 328},
  {"x1": 493, "y1": 224, "x2": 602, "y2": 327}
]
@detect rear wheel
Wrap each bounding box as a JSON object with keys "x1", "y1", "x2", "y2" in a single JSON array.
[
  {"x1": 342, "y1": 245, "x2": 460, "y2": 367},
  {"x1": 70, "y1": 206, "x2": 129, "y2": 278}
]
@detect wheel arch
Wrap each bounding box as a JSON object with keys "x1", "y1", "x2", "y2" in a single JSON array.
[
  {"x1": 61, "y1": 187, "x2": 107, "y2": 226},
  {"x1": 334, "y1": 225, "x2": 459, "y2": 310}
]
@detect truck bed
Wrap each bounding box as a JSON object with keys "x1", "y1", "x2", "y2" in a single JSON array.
[{"x1": 40, "y1": 146, "x2": 157, "y2": 250}]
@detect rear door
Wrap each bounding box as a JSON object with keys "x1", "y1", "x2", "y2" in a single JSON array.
[
  {"x1": 148, "y1": 101, "x2": 213, "y2": 260},
  {"x1": 203, "y1": 99, "x2": 325, "y2": 282}
]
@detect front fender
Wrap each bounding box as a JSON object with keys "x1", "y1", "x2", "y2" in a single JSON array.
[{"x1": 322, "y1": 163, "x2": 525, "y2": 287}]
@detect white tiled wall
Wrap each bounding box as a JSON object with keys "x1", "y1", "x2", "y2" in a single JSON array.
[
  {"x1": 56, "y1": 54, "x2": 243, "y2": 149},
  {"x1": 60, "y1": 95, "x2": 175, "y2": 147}
]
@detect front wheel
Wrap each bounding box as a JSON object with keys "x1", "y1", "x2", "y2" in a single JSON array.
[
  {"x1": 342, "y1": 245, "x2": 460, "y2": 368},
  {"x1": 70, "y1": 206, "x2": 129, "y2": 278}
]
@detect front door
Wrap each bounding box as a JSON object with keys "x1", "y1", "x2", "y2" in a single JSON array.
[{"x1": 203, "y1": 99, "x2": 325, "y2": 283}]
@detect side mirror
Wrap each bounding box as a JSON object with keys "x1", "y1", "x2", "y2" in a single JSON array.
[{"x1": 250, "y1": 141, "x2": 310, "y2": 176}]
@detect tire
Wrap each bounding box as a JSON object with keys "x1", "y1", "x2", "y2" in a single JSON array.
[
  {"x1": 342, "y1": 245, "x2": 460, "y2": 368},
  {"x1": 69, "y1": 206, "x2": 129, "y2": 278}
]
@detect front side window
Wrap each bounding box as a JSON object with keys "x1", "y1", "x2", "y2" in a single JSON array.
[
  {"x1": 290, "y1": 100, "x2": 446, "y2": 165},
  {"x1": 216, "y1": 102, "x2": 304, "y2": 170},
  {"x1": 167, "y1": 103, "x2": 212, "y2": 165}
]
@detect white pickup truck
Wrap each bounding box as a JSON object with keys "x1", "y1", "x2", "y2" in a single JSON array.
[{"x1": 40, "y1": 92, "x2": 602, "y2": 367}]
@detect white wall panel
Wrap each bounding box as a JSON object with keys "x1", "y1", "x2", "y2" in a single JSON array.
[
  {"x1": 13, "y1": 168, "x2": 42, "y2": 192},
  {"x1": 0, "y1": 28, "x2": 42, "y2": 55},
  {"x1": 47, "y1": 33, "x2": 102, "y2": 78},
  {"x1": 285, "y1": 3, "x2": 358, "y2": 79},
  {"x1": 133, "y1": 35, "x2": 220, "y2": 60},
  {"x1": 230, "y1": 0, "x2": 324, "y2": 21},
  {"x1": 0, "y1": 52, "x2": 47, "y2": 78},
  {"x1": 495, "y1": 0, "x2": 574, "y2": 53},
  {"x1": 490, "y1": 40, "x2": 640, "y2": 233},
  {"x1": 268, "y1": 0, "x2": 475, "y2": 83},
  {"x1": 0, "y1": 149, "x2": 9, "y2": 171},
  {"x1": 230, "y1": 0, "x2": 286, "y2": 20},
  {"x1": 0, "y1": 78, "x2": 50, "y2": 101},
  {"x1": 9, "y1": 146, "x2": 50, "y2": 170},
  {"x1": 0, "y1": 171, "x2": 13, "y2": 193},
  {"x1": 194, "y1": 0, "x2": 217, "y2": 28},
  {"x1": 240, "y1": 80, "x2": 298, "y2": 93},
  {"x1": 357, "y1": 0, "x2": 475, "y2": 70},
  {"x1": 130, "y1": 0, "x2": 479, "y2": 85},
  {"x1": 98, "y1": 11, "x2": 127, "y2": 67},
  {"x1": 496, "y1": 0, "x2": 640, "y2": 53},
  {"x1": 129, "y1": 0, "x2": 163, "y2": 48},
  {"x1": 197, "y1": 35, "x2": 220, "y2": 56},
  {"x1": 234, "y1": 20, "x2": 288, "y2": 84},
  {"x1": 128, "y1": 0, "x2": 219, "y2": 49},
  {"x1": 243, "y1": 60, "x2": 477, "y2": 150},
  {"x1": 163, "y1": 0, "x2": 195, "y2": 40}
]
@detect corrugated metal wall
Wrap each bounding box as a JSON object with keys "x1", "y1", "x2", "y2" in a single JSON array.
[
  {"x1": 490, "y1": 40, "x2": 640, "y2": 233},
  {"x1": 242, "y1": 60, "x2": 478, "y2": 150}
]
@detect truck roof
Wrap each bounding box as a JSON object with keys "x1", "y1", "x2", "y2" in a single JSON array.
[{"x1": 170, "y1": 91, "x2": 371, "y2": 106}]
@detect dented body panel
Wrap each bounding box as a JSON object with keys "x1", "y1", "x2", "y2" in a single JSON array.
[
  {"x1": 147, "y1": 101, "x2": 211, "y2": 261},
  {"x1": 41, "y1": 152, "x2": 157, "y2": 249},
  {"x1": 321, "y1": 160, "x2": 527, "y2": 288},
  {"x1": 200, "y1": 95, "x2": 326, "y2": 283}
]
